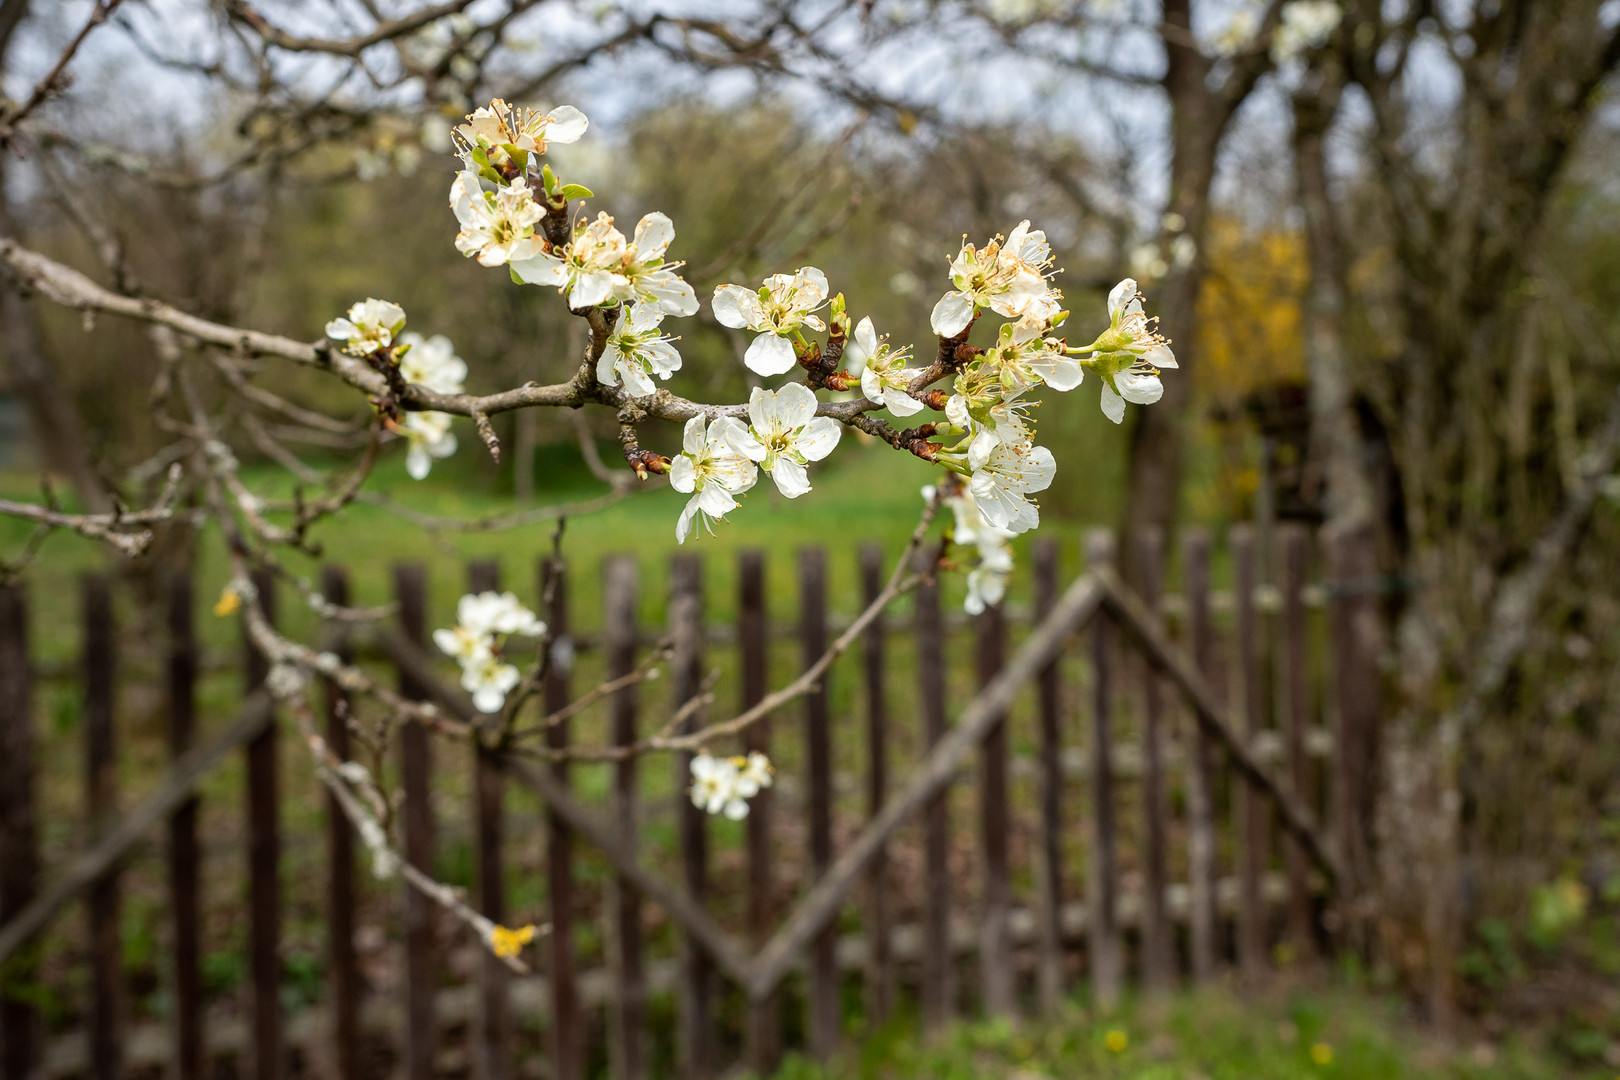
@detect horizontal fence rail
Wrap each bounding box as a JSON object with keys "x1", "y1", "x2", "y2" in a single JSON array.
[{"x1": 0, "y1": 523, "x2": 1379, "y2": 1080}]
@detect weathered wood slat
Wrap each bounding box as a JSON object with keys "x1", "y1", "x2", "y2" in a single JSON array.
[
  {"x1": 1136, "y1": 528, "x2": 1175, "y2": 993},
  {"x1": 1084, "y1": 532, "x2": 1122, "y2": 1009},
  {"x1": 468, "y1": 559, "x2": 510, "y2": 1080},
  {"x1": 858, "y1": 543, "x2": 894, "y2": 1025},
  {"x1": 975, "y1": 603, "x2": 1014, "y2": 1016},
  {"x1": 540, "y1": 557, "x2": 584, "y2": 1080},
  {"x1": 670, "y1": 554, "x2": 714, "y2": 1080},
  {"x1": 319, "y1": 565, "x2": 361, "y2": 1080},
  {"x1": 1232, "y1": 526, "x2": 1268, "y2": 979},
  {"x1": 394, "y1": 565, "x2": 438, "y2": 1080},
  {"x1": 84, "y1": 575, "x2": 120, "y2": 1080},
  {"x1": 167, "y1": 573, "x2": 204, "y2": 1080},
  {"x1": 0, "y1": 583, "x2": 39, "y2": 1079},
  {"x1": 1030, "y1": 539, "x2": 1066, "y2": 1015},
  {"x1": 800, "y1": 547, "x2": 839, "y2": 1059},
  {"x1": 914, "y1": 569, "x2": 954, "y2": 1029},
  {"x1": 603, "y1": 555, "x2": 648, "y2": 1080},
  {"x1": 245, "y1": 569, "x2": 283, "y2": 1080},
  {"x1": 738, "y1": 549, "x2": 779, "y2": 1074},
  {"x1": 1181, "y1": 529, "x2": 1219, "y2": 981},
  {"x1": 1278, "y1": 525, "x2": 1316, "y2": 955}
]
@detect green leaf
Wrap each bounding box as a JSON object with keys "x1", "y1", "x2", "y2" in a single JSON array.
[
  {"x1": 541, "y1": 163, "x2": 558, "y2": 194},
  {"x1": 510, "y1": 266, "x2": 525, "y2": 285},
  {"x1": 558, "y1": 183, "x2": 594, "y2": 201}
]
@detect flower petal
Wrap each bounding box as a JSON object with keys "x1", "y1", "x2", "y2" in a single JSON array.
[
  {"x1": 795, "y1": 416, "x2": 842, "y2": 461},
  {"x1": 1099, "y1": 382, "x2": 1126, "y2": 424},
  {"x1": 930, "y1": 291, "x2": 974, "y2": 337},
  {"x1": 711, "y1": 284, "x2": 761, "y2": 329},
  {"x1": 769, "y1": 458, "x2": 811, "y2": 498},
  {"x1": 632, "y1": 212, "x2": 675, "y2": 259},
  {"x1": 744, "y1": 333, "x2": 797, "y2": 376}
]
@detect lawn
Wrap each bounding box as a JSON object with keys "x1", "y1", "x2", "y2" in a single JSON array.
[{"x1": 768, "y1": 985, "x2": 1599, "y2": 1080}]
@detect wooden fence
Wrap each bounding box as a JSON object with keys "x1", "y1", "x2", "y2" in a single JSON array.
[{"x1": 0, "y1": 522, "x2": 1380, "y2": 1080}]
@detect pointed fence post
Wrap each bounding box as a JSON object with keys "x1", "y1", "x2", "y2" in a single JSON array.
[
  {"x1": 1135, "y1": 527, "x2": 1175, "y2": 992},
  {"x1": 393, "y1": 565, "x2": 437, "y2": 1080},
  {"x1": 467, "y1": 559, "x2": 511, "y2": 1080},
  {"x1": 1084, "y1": 531, "x2": 1121, "y2": 1010},
  {"x1": 671, "y1": 554, "x2": 715, "y2": 1080},
  {"x1": 1182, "y1": 529, "x2": 1219, "y2": 982},
  {"x1": 541, "y1": 557, "x2": 584, "y2": 1080},
  {"x1": 1031, "y1": 539, "x2": 1067, "y2": 1015},
  {"x1": 0, "y1": 583, "x2": 39, "y2": 1079},
  {"x1": 319, "y1": 565, "x2": 361, "y2": 1080}
]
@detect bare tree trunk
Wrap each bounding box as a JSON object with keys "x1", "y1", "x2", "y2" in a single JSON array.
[{"x1": 1293, "y1": 79, "x2": 1376, "y2": 533}]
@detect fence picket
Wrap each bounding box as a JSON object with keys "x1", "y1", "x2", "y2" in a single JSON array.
[
  {"x1": 1085, "y1": 531, "x2": 1122, "y2": 1009},
  {"x1": 394, "y1": 565, "x2": 438, "y2": 1080},
  {"x1": 1328, "y1": 525, "x2": 1381, "y2": 932},
  {"x1": 166, "y1": 573, "x2": 203, "y2": 1080},
  {"x1": 1278, "y1": 525, "x2": 1316, "y2": 956},
  {"x1": 468, "y1": 559, "x2": 511, "y2": 1080},
  {"x1": 858, "y1": 543, "x2": 894, "y2": 1024},
  {"x1": 1232, "y1": 527, "x2": 1269, "y2": 979},
  {"x1": 319, "y1": 565, "x2": 361, "y2": 1080},
  {"x1": 1182, "y1": 529, "x2": 1219, "y2": 981},
  {"x1": 0, "y1": 584, "x2": 37, "y2": 1080},
  {"x1": 914, "y1": 568, "x2": 955, "y2": 1029},
  {"x1": 541, "y1": 557, "x2": 584, "y2": 1080},
  {"x1": 975, "y1": 603, "x2": 1014, "y2": 1016},
  {"x1": 800, "y1": 547, "x2": 839, "y2": 1058},
  {"x1": 603, "y1": 555, "x2": 648, "y2": 1080},
  {"x1": 739, "y1": 550, "x2": 779, "y2": 1074},
  {"x1": 671, "y1": 554, "x2": 714, "y2": 1080},
  {"x1": 1135, "y1": 528, "x2": 1175, "y2": 993},
  {"x1": 245, "y1": 569, "x2": 282, "y2": 1080},
  {"x1": 1031, "y1": 539, "x2": 1066, "y2": 1015}
]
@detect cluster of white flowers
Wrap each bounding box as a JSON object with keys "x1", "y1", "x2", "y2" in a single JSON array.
[
  {"x1": 927, "y1": 483, "x2": 1016, "y2": 615},
  {"x1": 689, "y1": 751, "x2": 773, "y2": 820},
  {"x1": 403, "y1": 102, "x2": 1179, "y2": 616},
  {"x1": 446, "y1": 101, "x2": 697, "y2": 352},
  {"x1": 433, "y1": 591, "x2": 546, "y2": 713},
  {"x1": 396, "y1": 332, "x2": 467, "y2": 479},
  {"x1": 1271, "y1": 0, "x2": 1342, "y2": 63},
  {"x1": 667, "y1": 383, "x2": 843, "y2": 543},
  {"x1": 325, "y1": 298, "x2": 407, "y2": 358}
]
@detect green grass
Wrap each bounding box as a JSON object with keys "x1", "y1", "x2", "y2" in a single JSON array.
[{"x1": 767, "y1": 986, "x2": 1599, "y2": 1080}]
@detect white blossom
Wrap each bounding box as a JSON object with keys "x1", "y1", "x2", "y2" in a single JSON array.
[
  {"x1": 433, "y1": 592, "x2": 545, "y2": 713},
  {"x1": 398, "y1": 332, "x2": 468, "y2": 393},
  {"x1": 729, "y1": 383, "x2": 842, "y2": 498},
  {"x1": 450, "y1": 172, "x2": 545, "y2": 267},
  {"x1": 689, "y1": 753, "x2": 749, "y2": 819},
  {"x1": 1271, "y1": 0, "x2": 1341, "y2": 63},
  {"x1": 325, "y1": 298, "x2": 406, "y2": 358},
  {"x1": 965, "y1": 542, "x2": 1014, "y2": 615},
  {"x1": 512, "y1": 211, "x2": 697, "y2": 315},
  {"x1": 711, "y1": 268, "x2": 830, "y2": 376},
  {"x1": 844, "y1": 316, "x2": 924, "y2": 416},
  {"x1": 929, "y1": 220, "x2": 1057, "y2": 337},
  {"x1": 461, "y1": 654, "x2": 522, "y2": 714},
  {"x1": 396, "y1": 332, "x2": 467, "y2": 479},
  {"x1": 1076, "y1": 279, "x2": 1176, "y2": 425},
  {"x1": 689, "y1": 752, "x2": 768, "y2": 819},
  {"x1": 968, "y1": 440, "x2": 1056, "y2": 535},
  {"x1": 733, "y1": 752, "x2": 774, "y2": 798},
  {"x1": 453, "y1": 99, "x2": 588, "y2": 179},
  {"x1": 669, "y1": 415, "x2": 759, "y2": 543},
  {"x1": 599, "y1": 304, "x2": 682, "y2": 396},
  {"x1": 401, "y1": 411, "x2": 457, "y2": 480}
]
